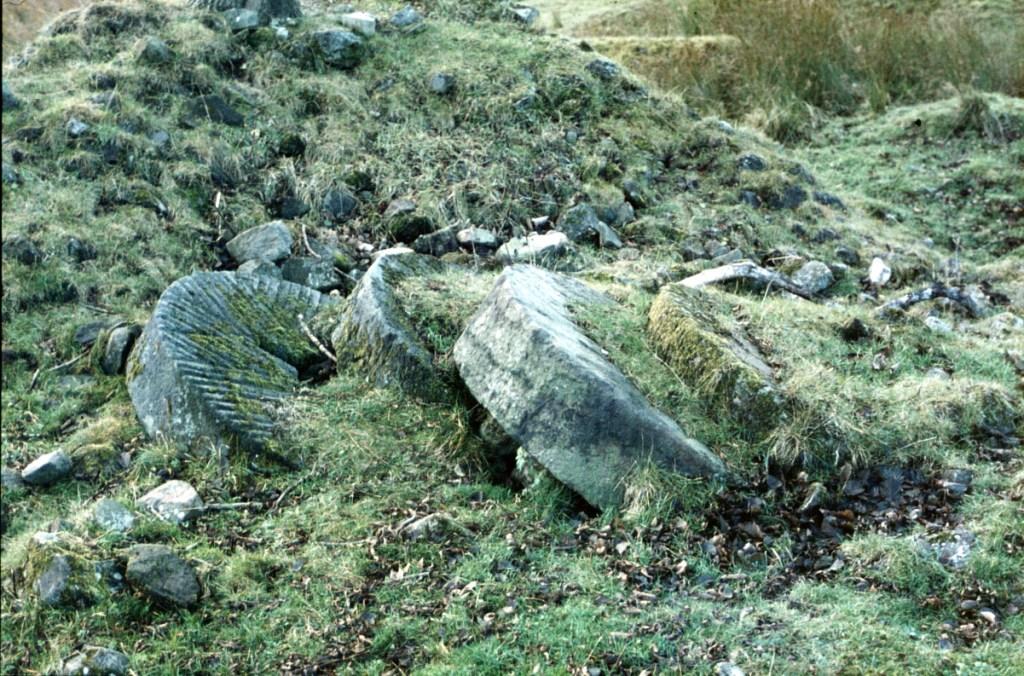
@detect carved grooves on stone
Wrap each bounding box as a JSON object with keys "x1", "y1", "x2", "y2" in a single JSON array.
[{"x1": 128, "y1": 272, "x2": 332, "y2": 452}]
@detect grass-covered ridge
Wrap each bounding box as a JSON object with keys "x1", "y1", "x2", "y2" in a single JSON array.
[{"x1": 3, "y1": 0, "x2": 1023, "y2": 673}]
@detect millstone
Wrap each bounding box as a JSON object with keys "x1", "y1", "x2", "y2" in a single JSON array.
[
  {"x1": 127, "y1": 272, "x2": 335, "y2": 453},
  {"x1": 331, "y1": 252, "x2": 448, "y2": 401},
  {"x1": 454, "y1": 265, "x2": 725, "y2": 509}
]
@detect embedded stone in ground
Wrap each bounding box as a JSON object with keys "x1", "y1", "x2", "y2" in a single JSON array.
[
  {"x1": 497, "y1": 231, "x2": 569, "y2": 265},
  {"x1": 454, "y1": 266, "x2": 725, "y2": 508},
  {"x1": 61, "y1": 646, "x2": 130, "y2": 676},
  {"x1": 137, "y1": 480, "x2": 203, "y2": 525},
  {"x1": 227, "y1": 221, "x2": 293, "y2": 264},
  {"x1": 21, "y1": 450, "x2": 72, "y2": 486},
  {"x1": 126, "y1": 544, "x2": 200, "y2": 607},
  {"x1": 331, "y1": 252, "x2": 449, "y2": 401},
  {"x1": 93, "y1": 498, "x2": 135, "y2": 532},
  {"x1": 648, "y1": 283, "x2": 783, "y2": 433},
  {"x1": 127, "y1": 272, "x2": 335, "y2": 453}
]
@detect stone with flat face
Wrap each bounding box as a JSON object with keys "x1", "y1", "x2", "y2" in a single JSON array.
[
  {"x1": 454, "y1": 266, "x2": 724, "y2": 508},
  {"x1": 127, "y1": 272, "x2": 334, "y2": 453}
]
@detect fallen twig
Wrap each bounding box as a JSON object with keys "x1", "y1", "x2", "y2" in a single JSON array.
[
  {"x1": 298, "y1": 313, "x2": 337, "y2": 364},
  {"x1": 876, "y1": 282, "x2": 985, "y2": 318},
  {"x1": 301, "y1": 225, "x2": 321, "y2": 259},
  {"x1": 681, "y1": 260, "x2": 815, "y2": 300}
]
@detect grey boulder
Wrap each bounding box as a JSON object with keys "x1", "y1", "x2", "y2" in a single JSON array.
[
  {"x1": 36, "y1": 554, "x2": 74, "y2": 606},
  {"x1": 558, "y1": 204, "x2": 622, "y2": 249},
  {"x1": 137, "y1": 480, "x2": 203, "y2": 525},
  {"x1": 99, "y1": 324, "x2": 141, "y2": 375},
  {"x1": 22, "y1": 450, "x2": 72, "y2": 486},
  {"x1": 496, "y1": 231, "x2": 569, "y2": 265},
  {"x1": 61, "y1": 647, "x2": 130, "y2": 675},
  {"x1": 792, "y1": 260, "x2": 834, "y2": 294},
  {"x1": 126, "y1": 544, "x2": 200, "y2": 607},
  {"x1": 94, "y1": 498, "x2": 135, "y2": 533},
  {"x1": 227, "y1": 223, "x2": 293, "y2": 264},
  {"x1": 281, "y1": 256, "x2": 345, "y2": 292},
  {"x1": 224, "y1": 8, "x2": 261, "y2": 31},
  {"x1": 454, "y1": 266, "x2": 725, "y2": 508},
  {"x1": 331, "y1": 252, "x2": 448, "y2": 401},
  {"x1": 127, "y1": 272, "x2": 334, "y2": 453},
  {"x1": 311, "y1": 30, "x2": 365, "y2": 69},
  {"x1": 237, "y1": 258, "x2": 282, "y2": 278}
]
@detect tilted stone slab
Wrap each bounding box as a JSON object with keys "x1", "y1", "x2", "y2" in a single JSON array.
[
  {"x1": 128, "y1": 272, "x2": 334, "y2": 453},
  {"x1": 648, "y1": 283, "x2": 783, "y2": 433},
  {"x1": 331, "y1": 252, "x2": 448, "y2": 401},
  {"x1": 454, "y1": 265, "x2": 725, "y2": 509}
]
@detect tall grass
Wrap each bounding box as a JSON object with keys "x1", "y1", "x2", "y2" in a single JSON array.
[{"x1": 579, "y1": 0, "x2": 1024, "y2": 142}]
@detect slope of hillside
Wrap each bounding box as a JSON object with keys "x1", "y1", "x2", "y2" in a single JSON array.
[{"x1": 2, "y1": 1, "x2": 1022, "y2": 674}]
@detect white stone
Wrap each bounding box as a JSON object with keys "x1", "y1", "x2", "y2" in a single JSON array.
[
  {"x1": 496, "y1": 231, "x2": 569, "y2": 264},
  {"x1": 868, "y1": 257, "x2": 892, "y2": 287},
  {"x1": 924, "y1": 316, "x2": 953, "y2": 335},
  {"x1": 137, "y1": 480, "x2": 204, "y2": 525},
  {"x1": 339, "y1": 11, "x2": 377, "y2": 36}
]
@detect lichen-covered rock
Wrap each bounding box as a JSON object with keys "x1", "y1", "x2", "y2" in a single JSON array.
[
  {"x1": 137, "y1": 480, "x2": 203, "y2": 524},
  {"x1": 648, "y1": 284, "x2": 783, "y2": 433},
  {"x1": 61, "y1": 646, "x2": 130, "y2": 675},
  {"x1": 792, "y1": 261, "x2": 834, "y2": 294},
  {"x1": 26, "y1": 535, "x2": 98, "y2": 608},
  {"x1": 21, "y1": 450, "x2": 72, "y2": 486},
  {"x1": 496, "y1": 231, "x2": 569, "y2": 265},
  {"x1": 310, "y1": 30, "x2": 365, "y2": 69},
  {"x1": 126, "y1": 544, "x2": 200, "y2": 607},
  {"x1": 97, "y1": 324, "x2": 142, "y2": 375},
  {"x1": 281, "y1": 256, "x2": 345, "y2": 292},
  {"x1": 331, "y1": 252, "x2": 448, "y2": 401},
  {"x1": 93, "y1": 498, "x2": 135, "y2": 533},
  {"x1": 127, "y1": 272, "x2": 335, "y2": 453},
  {"x1": 454, "y1": 266, "x2": 725, "y2": 508},
  {"x1": 557, "y1": 204, "x2": 622, "y2": 249},
  {"x1": 227, "y1": 221, "x2": 293, "y2": 264}
]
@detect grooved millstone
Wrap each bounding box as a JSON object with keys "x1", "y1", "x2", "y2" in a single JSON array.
[
  {"x1": 127, "y1": 272, "x2": 334, "y2": 452},
  {"x1": 454, "y1": 265, "x2": 726, "y2": 509}
]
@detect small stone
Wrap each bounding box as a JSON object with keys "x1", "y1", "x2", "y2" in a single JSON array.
[
  {"x1": 496, "y1": 231, "x2": 569, "y2": 265},
  {"x1": 189, "y1": 94, "x2": 243, "y2": 126},
  {"x1": 36, "y1": 555, "x2": 73, "y2": 606},
  {"x1": 100, "y1": 324, "x2": 141, "y2": 375},
  {"x1": 224, "y1": 8, "x2": 261, "y2": 32},
  {"x1": 321, "y1": 188, "x2": 358, "y2": 224},
  {"x1": 66, "y1": 118, "x2": 90, "y2": 138},
  {"x1": 925, "y1": 367, "x2": 950, "y2": 380},
  {"x1": 924, "y1": 315, "x2": 953, "y2": 335},
  {"x1": 586, "y1": 58, "x2": 621, "y2": 81},
  {"x1": 339, "y1": 11, "x2": 377, "y2": 36},
  {"x1": 277, "y1": 196, "x2": 309, "y2": 219},
  {"x1": 834, "y1": 246, "x2": 860, "y2": 266},
  {"x1": 391, "y1": 5, "x2": 423, "y2": 27},
  {"x1": 2, "y1": 82, "x2": 20, "y2": 110},
  {"x1": 61, "y1": 646, "x2": 130, "y2": 675},
  {"x1": 716, "y1": 662, "x2": 745, "y2": 676},
  {"x1": 66, "y1": 237, "x2": 98, "y2": 263},
  {"x1": 428, "y1": 72, "x2": 457, "y2": 96},
  {"x1": 136, "y1": 480, "x2": 203, "y2": 525},
  {"x1": 385, "y1": 199, "x2": 433, "y2": 243},
  {"x1": 311, "y1": 30, "x2": 365, "y2": 69},
  {"x1": 737, "y1": 154, "x2": 765, "y2": 171},
  {"x1": 712, "y1": 248, "x2": 745, "y2": 265},
  {"x1": 868, "y1": 257, "x2": 892, "y2": 287},
  {"x1": 792, "y1": 261, "x2": 835, "y2": 294},
  {"x1": 281, "y1": 257, "x2": 345, "y2": 292},
  {"x1": 126, "y1": 544, "x2": 200, "y2": 607},
  {"x1": 412, "y1": 227, "x2": 459, "y2": 257},
  {"x1": 150, "y1": 130, "x2": 171, "y2": 150},
  {"x1": 1, "y1": 163, "x2": 18, "y2": 185},
  {"x1": 236, "y1": 258, "x2": 282, "y2": 278},
  {"x1": 3, "y1": 235, "x2": 43, "y2": 265},
  {"x1": 456, "y1": 228, "x2": 499, "y2": 252},
  {"x1": 839, "y1": 318, "x2": 871, "y2": 342},
  {"x1": 738, "y1": 190, "x2": 761, "y2": 208},
  {"x1": 813, "y1": 191, "x2": 846, "y2": 210},
  {"x1": 135, "y1": 36, "x2": 172, "y2": 65},
  {"x1": 558, "y1": 204, "x2": 622, "y2": 249},
  {"x1": 94, "y1": 498, "x2": 135, "y2": 533},
  {"x1": 508, "y1": 5, "x2": 539, "y2": 24},
  {"x1": 74, "y1": 321, "x2": 111, "y2": 348},
  {"x1": 21, "y1": 450, "x2": 72, "y2": 486},
  {"x1": 227, "y1": 221, "x2": 293, "y2": 263}
]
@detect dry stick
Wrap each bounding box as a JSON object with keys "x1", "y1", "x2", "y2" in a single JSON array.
[
  {"x1": 680, "y1": 260, "x2": 815, "y2": 301},
  {"x1": 301, "y1": 225, "x2": 321, "y2": 259},
  {"x1": 876, "y1": 282, "x2": 985, "y2": 318},
  {"x1": 298, "y1": 313, "x2": 337, "y2": 364}
]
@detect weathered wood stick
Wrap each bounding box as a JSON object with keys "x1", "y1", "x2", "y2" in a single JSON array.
[{"x1": 680, "y1": 260, "x2": 815, "y2": 300}]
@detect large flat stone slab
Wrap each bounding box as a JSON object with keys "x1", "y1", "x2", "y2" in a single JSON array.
[
  {"x1": 454, "y1": 265, "x2": 725, "y2": 508},
  {"x1": 128, "y1": 272, "x2": 334, "y2": 453},
  {"x1": 331, "y1": 252, "x2": 448, "y2": 401}
]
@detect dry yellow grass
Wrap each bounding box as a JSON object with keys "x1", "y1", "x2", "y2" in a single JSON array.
[{"x1": 2, "y1": 0, "x2": 88, "y2": 60}]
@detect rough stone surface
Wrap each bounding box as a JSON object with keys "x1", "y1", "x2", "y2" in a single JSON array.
[
  {"x1": 224, "y1": 8, "x2": 261, "y2": 31},
  {"x1": 412, "y1": 227, "x2": 460, "y2": 257},
  {"x1": 792, "y1": 261, "x2": 835, "y2": 294},
  {"x1": 586, "y1": 59, "x2": 621, "y2": 81},
  {"x1": 100, "y1": 324, "x2": 141, "y2": 375},
  {"x1": 429, "y1": 72, "x2": 457, "y2": 95},
  {"x1": 227, "y1": 221, "x2": 293, "y2": 263},
  {"x1": 61, "y1": 646, "x2": 130, "y2": 676},
  {"x1": 244, "y1": 0, "x2": 301, "y2": 22},
  {"x1": 321, "y1": 188, "x2": 358, "y2": 224},
  {"x1": 648, "y1": 284, "x2": 784, "y2": 434},
  {"x1": 391, "y1": 5, "x2": 423, "y2": 27},
  {"x1": 190, "y1": 94, "x2": 243, "y2": 126},
  {"x1": 340, "y1": 11, "x2": 377, "y2": 36},
  {"x1": 94, "y1": 498, "x2": 135, "y2": 532},
  {"x1": 508, "y1": 5, "x2": 539, "y2": 24},
  {"x1": 558, "y1": 204, "x2": 622, "y2": 249},
  {"x1": 281, "y1": 256, "x2": 345, "y2": 291},
  {"x1": 496, "y1": 231, "x2": 569, "y2": 265},
  {"x1": 868, "y1": 257, "x2": 892, "y2": 286},
  {"x1": 126, "y1": 544, "x2": 200, "y2": 607},
  {"x1": 36, "y1": 554, "x2": 73, "y2": 606},
  {"x1": 737, "y1": 154, "x2": 765, "y2": 171},
  {"x1": 66, "y1": 118, "x2": 90, "y2": 138},
  {"x1": 454, "y1": 266, "x2": 725, "y2": 508},
  {"x1": 22, "y1": 450, "x2": 72, "y2": 486},
  {"x1": 332, "y1": 252, "x2": 448, "y2": 401},
  {"x1": 2, "y1": 82, "x2": 20, "y2": 110},
  {"x1": 237, "y1": 258, "x2": 282, "y2": 278},
  {"x1": 135, "y1": 36, "x2": 172, "y2": 64},
  {"x1": 456, "y1": 228, "x2": 499, "y2": 252},
  {"x1": 127, "y1": 272, "x2": 334, "y2": 453},
  {"x1": 137, "y1": 480, "x2": 203, "y2": 524},
  {"x1": 312, "y1": 30, "x2": 365, "y2": 69}
]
